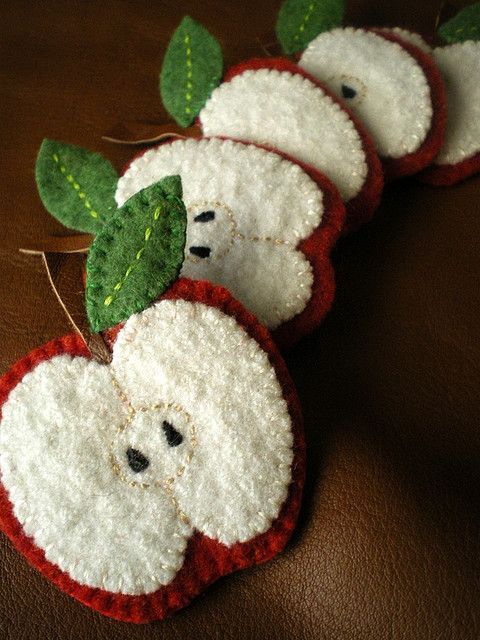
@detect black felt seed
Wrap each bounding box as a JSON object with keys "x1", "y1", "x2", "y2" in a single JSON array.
[
  {"x1": 341, "y1": 84, "x2": 357, "y2": 99},
  {"x1": 194, "y1": 210, "x2": 215, "y2": 222},
  {"x1": 162, "y1": 421, "x2": 183, "y2": 447},
  {"x1": 189, "y1": 246, "x2": 211, "y2": 258},
  {"x1": 126, "y1": 448, "x2": 150, "y2": 473}
]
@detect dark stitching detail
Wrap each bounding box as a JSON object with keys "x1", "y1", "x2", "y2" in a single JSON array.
[
  {"x1": 126, "y1": 448, "x2": 150, "y2": 473},
  {"x1": 194, "y1": 210, "x2": 215, "y2": 222},
  {"x1": 162, "y1": 421, "x2": 184, "y2": 447},
  {"x1": 341, "y1": 84, "x2": 357, "y2": 99},
  {"x1": 189, "y1": 246, "x2": 211, "y2": 258}
]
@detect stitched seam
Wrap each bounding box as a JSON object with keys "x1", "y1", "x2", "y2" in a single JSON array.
[
  {"x1": 186, "y1": 200, "x2": 292, "y2": 264},
  {"x1": 184, "y1": 33, "x2": 193, "y2": 116},
  {"x1": 234, "y1": 232, "x2": 293, "y2": 246},
  {"x1": 454, "y1": 25, "x2": 479, "y2": 35},
  {"x1": 327, "y1": 74, "x2": 368, "y2": 106},
  {"x1": 103, "y1": 203, "x2": 164, "y2": 307},
  {"x1": 108, "y1": 369, "x2": 197, "y2": 523},
  {"x1": 294, "y1": 2, "x2": 315, "y2": 43},
  {"x1": 186, "y1": 200, "x2": 237, "y2": 262},
  {"x1": 52, "y1": 153, "x2": 100, "y2": 220}
]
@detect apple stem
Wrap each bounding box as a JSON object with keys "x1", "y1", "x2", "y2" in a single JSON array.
[{"x1": 41, "y1": 252, "x2": 112, "y2": 365}]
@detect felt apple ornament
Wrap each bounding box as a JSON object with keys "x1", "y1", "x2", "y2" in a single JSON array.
[
  {"x1": 0, "y1": 173, "x2": 304, "y2": 622},
  {"x1": 275, "y1": 0, "x2": 447, "y2": 181},
  {"x1": 159, "y1": 16, "x2": 383, "y2": 232},
  {"x1": 116, "y1": 137, "x2": 345, "y2": 346},
  {"x1": 378, "y1": 4, "x2": 480, "y2": 186},
  {"x1": 35, "y1": 137, "x2": 345, "y2": 347}
]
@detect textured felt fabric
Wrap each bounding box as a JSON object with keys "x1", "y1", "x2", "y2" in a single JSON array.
[
  {"x1": 422, "y1": 42, "x2": 480, "y2": 184},
  {"x1": 198, "y1": 57, "x2": 383, "y2": 231},
  {"x1": 438, "y1": 2, "x2": 480, "y2": 44},
  {"x1": 116, "y1": 137, "x2": 344, "y2": 342},
  {"x1": 86, "y1": 175, "x2": 187, "y2": 332},
  {"x1": 379, "y1": 27, "x2": 433, "y2": 54},
  {"x1": 160, "y1": 16, "x2": 223, "y2": 128},
  {"x1": 299, "y1": 28, "x2": 446, "y2": 180},
  {"x1": 35, "y1": 139, "x2": 118, "y2": 234},
  {"x1": 276, "y1": 0, "x2": 345, "y2": 54},
  {"x1": 384, "y1": 30, "x2": 480, "y2": 185},
  {"x1": 0, "y1": 279, "x2": 304, "y2": 623}
]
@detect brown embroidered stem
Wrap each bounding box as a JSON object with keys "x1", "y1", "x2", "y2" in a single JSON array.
[
  {"x1": 255, "y1": 31, "x2": 283, "y2": 57},
  {"x1": 102, "y1": 121, "x2": 202, "y2": 146},
  {"x1": 41, "y1": 252, "x2": 112, "y2": 365},
  {"x1": 433, "y1": 2, "x2": 459, "y2": 41}
]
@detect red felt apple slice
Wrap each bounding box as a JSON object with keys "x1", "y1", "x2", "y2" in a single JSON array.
[
  {"x1": 197, "y1": 58, "x2": 383, "y2": 233},
  {"x1": 422, "y1": 41, "x2": 480, "y2": 184},
  {"x1": 298, "y1": 27, "x2": 447, "y2": 182},
  {"x1": 379, "y1": 28, "x2": 480, "y2": 186},
  {"x1": 0, "y1": 278, "x2": 304, "y2": 623},
  {"x1": 116, "y1": 137, "x2": 345, "y2": 348}
]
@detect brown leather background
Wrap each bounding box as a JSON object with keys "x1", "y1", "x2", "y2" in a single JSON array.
[{"x1": 1, "y1": 1, "x2": 479, "y2": 638}]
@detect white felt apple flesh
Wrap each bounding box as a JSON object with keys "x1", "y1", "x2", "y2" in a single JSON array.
[
  {"x1": 116, "y1": 137, "x2": 343, "y2": 340},
  {"x1": 298, "y1": 27, "x2": 444, "y2": 178},
  {"x1": 380, "y1": 29, "x2": 480, "y2": 184},
  {"x1": 0, "y1": 297, "x2": 295, "y2": 597},
  {"x1": 196, "y1": 59, "x2": 382, "y2": 230}
]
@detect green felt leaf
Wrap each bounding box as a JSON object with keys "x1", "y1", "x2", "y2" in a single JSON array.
[
  {"x1": 276, "y1": 0, "x2": 345, "y2": 54},
  {"x1": 86, "y1": 175, "x2": 187, "y2": 332},
  {"x1": 35, "y1": 139, "x2": 118, "y2": 234},
  {"x1": 438, "y1": 2, "x2": 480, "y2": 43},
  {"x1": 160, "y1": 15, "x2": 223, "y2": 127}
]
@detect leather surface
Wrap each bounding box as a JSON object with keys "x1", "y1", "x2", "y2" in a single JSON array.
[{"x1": 0, "y1": 1, "x2": 479, "y2": 638}]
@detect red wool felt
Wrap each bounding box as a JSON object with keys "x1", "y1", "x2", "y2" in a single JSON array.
[
  {"x1": 206, "y1": 57, "x2": 384, "y2": 233},
  {"x1": 0, "y1": 279, "x2": 305, "y2": 624},
  {"x1": 122, "y1": 137, "x2": 346, "y2": 349},
  {"x1": 370, "y1": 29, "x2": 447, "y2": 182},
  {"x1": 419, "y1": 151, "x2": 480, "y2": 186}
]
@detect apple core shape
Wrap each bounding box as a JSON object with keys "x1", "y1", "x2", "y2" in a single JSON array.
[
  {"x1": 197, "y1": 58, "x2": 383, "y2": 231},
  {"x1": 0, "y1": 280, "x2": 304, "y2": 622},
  {"x1": 116, "y1": 137, "x2": 345, "y2": 346},
  {"x1": 298, "y1": 28, "x2": 446, "y2": 180}
]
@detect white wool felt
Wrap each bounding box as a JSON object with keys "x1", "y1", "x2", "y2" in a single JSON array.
[
  {"x1": 380, "y1": 28, "x2": 433, "y2": 54},
  {"x1": 116, "y1": 138, "x2": 323, "y2": 329},
  {"x1": 0, "y1": 300, "x2": 293, "y2": 594},
  {"x1": 184, "y1": 240, "x2": 313, "y2": 329},
  {"x1": 116, "y1": 138, "x2": 323, "y2": 241},
  {"x1": 299, "y1": 28, "x2": 433, "y2": 159},
  {"x1": 112, "y1": 300, "x2": 294, "y2": 545},
  {"x1": 0, "y1": 356, "x2": 192, "y2": 595},
  {"x1": 199, "y1": 69, "x2": 367, "y2": 202},
  {"x1": 432, "y1": 42, "x2": 480, "y2": 165},
  {"x1": 381, "y1": 32, "x2": 480, "y2": 166}
]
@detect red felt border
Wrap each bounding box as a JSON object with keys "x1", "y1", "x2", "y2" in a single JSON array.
[
  {"x1": 203, "y1": 57, "x2": 384, "y2": 233},
  {"x1": 419, "y1": 150, "x2": 480, "y2": 186},
  {"x1": 0, "y1": 279, "x2": 305, "y2": 624},
  {"x1": 123, "y1": 136, "x2": 346, "y2": 349},
  {"x1": 370, "y1": 29, "x2": 447, "y2": 181}
]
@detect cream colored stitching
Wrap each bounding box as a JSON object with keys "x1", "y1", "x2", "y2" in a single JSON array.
[
  {"x1": 236, "y1": 232, "x2": 293, "y2": 246},
  {"x1": 327, "y1": 74, "x2": 368, "y2": 106},
  {"x1": 186, "y1": 200, "x2": 237, "y2": 263},
  {"x1": 186, "y1": 200, "x2": 292, "y2": 263},
  {"x1": 109, "y1": 399, "x2": 197, "y2": 527},
  {"x1": 109, "y1": 372, "x2": 135, "y2": 418}
]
